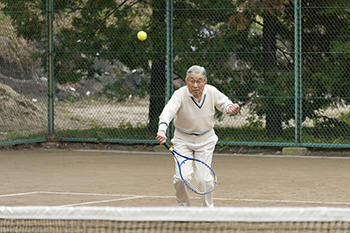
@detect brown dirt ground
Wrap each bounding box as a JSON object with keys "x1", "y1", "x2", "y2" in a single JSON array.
[{"x1": 1, "y1": 144, "x2": 350, "y2": 208}]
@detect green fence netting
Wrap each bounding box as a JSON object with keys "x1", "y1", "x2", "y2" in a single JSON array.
[{"x1": 0, "y1": 0, "x2": 349, "y2": 148}]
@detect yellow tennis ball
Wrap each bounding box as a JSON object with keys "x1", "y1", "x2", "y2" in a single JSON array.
[{"x1": 137, "y1": 31, "x2": 147, "y2": 41}]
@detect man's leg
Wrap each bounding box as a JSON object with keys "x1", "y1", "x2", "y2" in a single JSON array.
[
  {"x1": 173, "y1": 176, "x2": 191, "y2": 207},
  {"x1": 171, "y1": 138, "x2": 194, "y2": 207},
  {"x1": 193, "y1": 134, "x2": 218, "y2": 207}
]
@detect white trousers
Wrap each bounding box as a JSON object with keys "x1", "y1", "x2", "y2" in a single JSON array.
[{"x1": 171, "y1": 134, "x2": 218, "y2": 207}]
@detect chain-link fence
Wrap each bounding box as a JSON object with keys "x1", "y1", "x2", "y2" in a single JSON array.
[
  {"x1": 0, "y1": 1, "x2": 48, "y2": 145},
  {"x1": 0, "y1": 0, "x2": 349, "y2": 148}
]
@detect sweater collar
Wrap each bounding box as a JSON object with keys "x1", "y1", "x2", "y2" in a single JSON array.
[{"x1": 186, "y1": 85, "x2": 207, "y2": 107}]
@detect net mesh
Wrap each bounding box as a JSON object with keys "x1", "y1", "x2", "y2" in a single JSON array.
[
  {"x1": 1, "y1": 207, "x2": 350, "y2": 233},
  {"x1": 2, "y1": 219, "x2": 350, "y2": 233}
]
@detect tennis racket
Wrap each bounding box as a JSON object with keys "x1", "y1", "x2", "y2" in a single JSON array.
[{"x1": 163, "y1": 142, "x2": 217, "y2": 195}]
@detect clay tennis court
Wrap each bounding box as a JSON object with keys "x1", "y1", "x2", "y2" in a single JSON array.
[{"x1": 1, "y1": 148, "x2": 350, "y2": 208}]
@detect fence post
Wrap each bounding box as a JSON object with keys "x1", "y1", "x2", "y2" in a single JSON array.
[
  {"x1": 47, "y1": 0, "x2": 54, "y2": 136},
  {"x1": 294, "y1": 0, "x2": 302, "y2": 145},
  {"x1": 170, "y1": 0, "x2": 174, "y2": 139},
  {"x1": 298, "y1": 0, "x2": 303, "y2": 145},
  {"x1": 166, "y1": 0, "x2": 174, "y2": 140}
]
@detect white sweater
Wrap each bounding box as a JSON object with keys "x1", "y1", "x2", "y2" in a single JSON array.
[{"x1": 158, "y1": 84, "x2": 233, "y2": 143}]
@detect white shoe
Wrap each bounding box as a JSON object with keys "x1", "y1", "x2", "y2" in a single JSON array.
[{"x1": 178, "y1": 202, "x2": 187, "y2": 207}]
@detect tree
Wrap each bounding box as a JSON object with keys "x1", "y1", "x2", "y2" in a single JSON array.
[
  {"x1": 2, "y1": 0, "x2": 240, "y2": 135},
  {"x1": 3, "y1": 0, "x2": 349, "y2": 142},
  {"x1": 1, "y1": 0, "x2": 151, "y2": 82},
  {"x1": 147, "y1": 0, "x2": 167, "y2": 132},
  {"x1": 1, "y1": 0, "x2": 153, "y2": 125},
  {"x1": 148, "y1": 0, "x2": 241, "y2": 131},
  {"x1": 228, "y1": 0, "x2": 350, "y2": 138}
]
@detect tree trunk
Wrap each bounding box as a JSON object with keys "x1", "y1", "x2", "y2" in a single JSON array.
[
  {"x1": 149, "y1": 59, "x2": 166, "y2": 132},
  {"x1": 148, "y1": 0, "x2": 167, "y2": 133},
  {"x1": 263, "y1": 13, "x2": 282, "y2": 138}
]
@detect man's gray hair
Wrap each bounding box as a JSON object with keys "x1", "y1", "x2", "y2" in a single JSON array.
[{"x1": 186, "y1": 65, "x2": 207, "y2": 80}]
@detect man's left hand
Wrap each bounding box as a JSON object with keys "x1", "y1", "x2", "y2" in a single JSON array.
[{"x1": 228, "y1": 104, "x2": 240, "y2": 115}]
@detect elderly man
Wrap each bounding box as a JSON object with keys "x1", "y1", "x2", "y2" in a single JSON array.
[{"x1": 156, "y1": 65, "x2": 239, "y2": 207}]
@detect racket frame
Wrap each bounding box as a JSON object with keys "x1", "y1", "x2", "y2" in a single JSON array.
[{"x1": 163, "y1": 142, "x2": 217, "y2": 195}]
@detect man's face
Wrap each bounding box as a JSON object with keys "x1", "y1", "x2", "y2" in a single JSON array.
[{"x1": 185, "y1": 72, "x2": 207, "y2": 99}]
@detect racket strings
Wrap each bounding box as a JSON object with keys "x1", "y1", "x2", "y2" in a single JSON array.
[
  {"x1": 172, "y1": 151, "x2": 216, "y2": 195},
  {"x1": 183, "y1": 160, "x2": 216, "y2": 194}
]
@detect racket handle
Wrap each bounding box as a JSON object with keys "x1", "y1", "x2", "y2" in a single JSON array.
[{"x1": 163, "y1": 142, "x2": 171, "y2": 150}]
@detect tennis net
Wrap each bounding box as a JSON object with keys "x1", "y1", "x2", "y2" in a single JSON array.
[{"x1": 1, "y1": 206, "x2": 350, "y2": 232}]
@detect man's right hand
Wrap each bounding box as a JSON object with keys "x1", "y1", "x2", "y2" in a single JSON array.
[{"x1": 156, "y1": 130, "x2": 167, "y2": 145}]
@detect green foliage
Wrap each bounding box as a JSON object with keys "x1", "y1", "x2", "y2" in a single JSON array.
[
  {"x1": 54, "y1": 123, "x2": 154, "y2": 141},
  {"x1": 66, "y1": 96, "x2": 76, "y2": 103},
  {"x1": 217, "y1": 143, "x2": 230, "y2": 152},
  {"x1": 3, "y1": 121, "x2": 350, "y2": 146},
  {"x1": 90, "y1": 121, "x2": 107, "y2": 142},
  {"x1": 254, "y1": 69, "x2": 295, "y2": 123},
  {"x1": 2, "y1": 0, "x2": 151, "y2": 85},
  {"x1": 226, "y1": 0, "x2": 350, "y2": 138},
  {"x1": 311, "y1": 115, "x2": 350, "y2": 139},
  {"x1": 2, "y1": 0, "x2": 350, "y2": 145},
  {"x1": 245, "y1": 116, "x2": 264, "y2": 129},
  {"x1": 339, "y1": 112, "x2": 350, "y2": 125},
  {"x1": 0, "y1": 130, "x2": 46, "y2": 142},
  {"x1": 0, "y1": 0, "x2": 45, "y2": 41},
  {"x1": 6, "y1": 131, "x2": 26, "y2": 141}
]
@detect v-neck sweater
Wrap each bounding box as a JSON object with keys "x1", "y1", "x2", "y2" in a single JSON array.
[{"x1": 158, "y1": 84, "x2": 233, "y2": 143}]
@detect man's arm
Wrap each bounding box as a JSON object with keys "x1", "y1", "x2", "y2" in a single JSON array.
[
  {"x1": 212, "y1": 85, "x2": 240, "y2": 115},
  {"x1": 156, "y1": 89, "x2": 182, "y2": 144}
]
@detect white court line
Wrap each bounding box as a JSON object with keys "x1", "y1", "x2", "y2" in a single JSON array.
[
  {"x1": 38, "y1": 191, "x2": 138, "y2": 197},
  {"x1": 39, "y1": 191, "x2": 176, "y2": 199},
  {"x1": 3, "y1": 191, "x2": 350, "y2": 206},
  {"x1": 38, "y1": 191, "x2": 350, "y2": 206},
  {"x1": 214, "y1": 198, "x2": 350, "y2": 206},
  {"x1": 58, "y1": 196, "x2": 144, "y2": 207},
  {"x1": 0, "y1": 192, "x2": 39, "y2": 198},
  {"x1": 58, "y1": 196, "x2": 350, "y2": 207}
]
